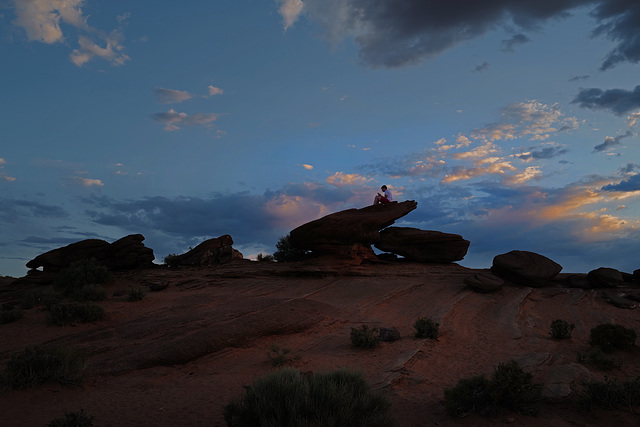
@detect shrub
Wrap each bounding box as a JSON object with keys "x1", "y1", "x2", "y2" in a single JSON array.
[
  {"x1": 256, "y1": 253, "x2": 275, "y2": 262},
  {"x1": 163, "y1": 253, "x2": 179, "y2": 267},
  {"x1": 444, "y1": 360, "x2": 542, "y2": 418},
  {"x1": 579, "y1": 376, "x2": 640, "y2": 411},
  {"x1": 350, "y1": 325, "x2": 380, "y2": 349},
  {"x1": 267, "y1": 344, "x2": 300, "y2": 367},
  {"x1": 127, "y1": 285, "x2": 146, "y2": 302},
  {"x1": 444, "y1": 374, "x2": 494, "y2": 417},
  {"x1": 72, "y1": 284, "x2": 107, "y2": 302},
  {"x1": 0, "y1": 345, "x2": 87, "y2": 390},
  {"x1": 414, "y1": 317, "x2": 439, "y2": 339},
  {"x1": 577, "y1": 347, "x2": 622, "y2": 371},
  {"x1": 21, "y1": 288, "x2": 61, "y2": 310},
  {"x1": 0, "y1": 309, "x2": 24, "y2": 324},
  {"x1": 53, "y1": 258, "x2": 111, "y2": 296},
  {"x1": 48, "y1": 409, "x2": 94, "y2": 427},
  {"x1": 273, "y1": 235, "x2": 310, "y2": 263},
  {"x1": 589, "y1": 323, "x2": 636, "y2": 353},
  {"x1": 47, "y1": 302, "x2": 104, "y2": 326},
  {"x1": 223, "y1": 367, "x2": 394, "y2": 427},
  {"x1": 550, "y1": 319, "x2": 575, "y2": 339}
]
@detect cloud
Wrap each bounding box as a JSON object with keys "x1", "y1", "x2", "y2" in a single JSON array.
[
  {"x1": 592, "y1": 2, "x2": 640, "y2": 70},
  {"x1": 278, "y1": 0, "x2": 304, "y2": 30},
  {"x1": 154, "y1": 87, "x2": 193, "y2": 104},
  {"x1": 515, "y1": 143, "x2": 569, "y2": 161},
  {"x1": 326, "y1": 171, "x2": 371, "y2": 187},
  {"x1": 152, "y1": 109, "x2": 220, "y2": 131},
  {"x1": 593, "y1": 130, "x2": 633, "y2": 152},
  {"x1": 627, "y1": 110, "x2": 640, "y2": 127},
  {"x1": 0, "y1": 198, "x2": 67, "y2": 222},
  {"x1": 298, "y1": 0, "x2": 640, "y2": 69},
  {"x1": 473, "y1": 62, "x2": 490, "y2": 72},
  {"x1": 572, "y1": 85, "x2": 640, "y2": 116},
  {"x1": 208, "y1": 85, "x2": 224, "y2": 96},
  {"x1": 302, "y1": 164, "x2": 314, "y2": 170},
  {"x1": 12, "y1": 0, "x2": 130, "y2": 67},
  {"x1": 72, "y1": 176, "x2": 104, "y2": 187},
  {"x1": 601, "y1": 173, "x2": 640, "y2": 192},
  {"x1": 501, "y1": 33, "x2": 531, "y2": 52},
  {"x1": 569, "y1": 74, "x2": 590, "y2": 82}
]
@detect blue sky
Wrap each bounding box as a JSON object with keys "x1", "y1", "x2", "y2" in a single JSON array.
[{"x1": 1, "y1": 0, "x2": 640, "y2": 277}]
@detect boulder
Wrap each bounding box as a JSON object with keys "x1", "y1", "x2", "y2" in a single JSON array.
[
  {"x1": 26, "y1": 234, "x2": 154, "y2": 273},
  {"x1": 491, "y1": 250, "x2": 562, "y2": 287},
  {"x1": 602, "y1": 291, "x2": 637, "y2": 309},
  {"x1": 464, "y1": 272, "x2": 504, "y2": 293},
  {"x1": 166, "y1": 235, "x2": 243, "y2": 267},
  {"x1": 289, "y1": 201, "x2": 418, "y2": 251},
  {"x1": 375, "y1": 227, "x2": 469, "y2": 263},
  {"x1": 588, "y1": 267, "x2": 623, "y2": 288}
]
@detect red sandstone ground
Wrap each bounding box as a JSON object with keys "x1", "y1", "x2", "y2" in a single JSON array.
[{"x1": 0, "y1": 260, "x2": 638, "y2": 426}]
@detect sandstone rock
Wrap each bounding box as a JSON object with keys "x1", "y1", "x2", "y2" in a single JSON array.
[
  {"x1": 587, "y1": 267, "x2": 623, "y2": 288},
  {"x1": 166, "y1": 235, "x2": 243, "y2": 267},
  {"x1": 26, "y1": 234, "x2": 154, "y2": 273},
  {"x1": 567, "y1": 274, "x2": 591, "y2": 289},
  {"x1": 602, "y1": 291, "x2": 637, "y2": 309},
  {"x1": 289, "y1": 201, "x2": 418, "y2": 251},
  {"x1": 625, "y1": 291, "x2": 640, "y2": 302},
  {"x1": 464, "y1": 272, "x2": 504, "y2": 293},
  {"x1": 374, "y1": 227, "x2": 470, "y2": 263},
  {"x1": 491, "y1": 250, "x2": 562, "y2": 287},
  {"x1": 379, "y1": 327, "x2": 401, "y2": 342}
]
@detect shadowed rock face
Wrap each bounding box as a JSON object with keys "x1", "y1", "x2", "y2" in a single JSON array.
[
  {"x1": 166, "y1": 235, "x2": 243, "y2": 267},
  {"x1": 25, "y1": 234, "x2": 155, "y2": 272},
  {"x1": 491, "y1": 250, "x2": 562, "y2": 287},
  {"x1": 375, "y1": 227, "x2": 470, "y2": 263},
  {"x1": 289, "y1": 201, "x2": 418, "y2": 251}
]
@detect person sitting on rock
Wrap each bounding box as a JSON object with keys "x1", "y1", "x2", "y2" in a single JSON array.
[{"x1": 373, "y1": 185, "x2": 393, "y2": 205}]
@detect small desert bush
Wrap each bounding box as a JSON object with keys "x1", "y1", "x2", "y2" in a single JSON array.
[
  {"x1": 53, "y1": 258, "x2": 111, "y2": 296},
  {"x1": 0, "y1": 345, "x2": 87, "y2": 390},
  {"x1": 578, "y1": 376, "x2": 640, "y2": 411},
  {"x1": 127, "y1": 285, "x2": 146, "y2": 302},
  {"x1": 414, "y1": 317, "x2": 439, "y2": 339},
  {"x1": 47, "y1": 409, "x2": 94, "y2": 427},
  {"x1": 550, "y1": 319, "x2": 575, "y2": 339},
  {"x1": 273, "y1": 234, "x2": 310, "y2": 263},
  {"x1": 47, "y1": 302, "x2": 104, "y2": 326},
  {"x1": 444, "y1": 360, "x2": 542, "y2": 418},
  {"x1": 350, "y1": 325, "x2": 380, "y2": 349},
  {"x1": 267, "y1": 344, "x2": 300, "y2": 367},
  {"x1": 223, "y1": 367, "x2": 394, "y2": 427},
  {"x1": 577, "y1": 347, "x2": 622, "y2": 371},
  {"x1": 72, "y1": 284, "x2": 107, "y2": 302},
  {"x1": 21, "y1": 287, "x2": 61, "y2": 310},
  {"x1": 589, "y1": 323, "x2": 636, "y2": 353},
  {"x1": 256, "y1": 253, "x2": 275, "y2": 262},
  {"x1": 0, "y1": 309, "x2": 24, "y2": 324}
]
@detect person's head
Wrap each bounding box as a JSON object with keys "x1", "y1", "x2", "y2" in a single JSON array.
[{"x1": 381, "y1": 185, "x2": 387, "y2": 191}]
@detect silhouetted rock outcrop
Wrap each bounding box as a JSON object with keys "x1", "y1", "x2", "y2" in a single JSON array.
[
  {"x1": 491, "y1": 250, "x2": 562, "y2": 287},
  {"x1": 25, "y1": 234, "x2": 155, "y2": 273},
  {"x1": 289, "y1": 201, "x2": 417, "y2": 258},
  {"x1": 375, "y1": 227, "x2": 469, "y2": 263},
  {"x1": 588, "y1": 267, "x2": 623, "y2": 288},
  {"x1": 165, "y1": 235, "x2": 243, "y2": 267},
  {"x1": 464, "y1": 272, "x2": 504, "y2": 293}
]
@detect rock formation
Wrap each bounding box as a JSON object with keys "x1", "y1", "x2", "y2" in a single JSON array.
[
  {"x1": 464, "y1": 272, "x2": 504, "y2": 293},
  {"x1": 165, "y1": 235, "x2": 243, "y2": 267},
  {"x1": 289, "y1": 201, "x2": 418, "y2": 252},
  {"x1": 375, "y1": 227, "x2": 469, "y2": 263},
  {"x1": 587, "y1": 267, "x2": 623, "y2": 288},
  {"x1": 25, "y1": 234, "x2": 155, "y2": 272},
  {"x1": 491, "y1": 250, "x2": 562, "y2": 287}
]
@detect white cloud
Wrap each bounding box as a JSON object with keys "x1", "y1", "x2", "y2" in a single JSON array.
[
  {"x1": 628, "y1": 110, "x2": 640, "y2": 128},
  {"x1": 154, "y1": 87, "x2": 193, "y2": 104},
  {"x1": 12, "y1": 0, "x2": 129, "y2": 67},
  {"x1": 326, "y1": 171, "x2": 370, "y2": 187},
  {"x1": 278, "y1": 0, "x2": 304, "y2": 30},
  {"x1": 302, "y1": 164, "x2": 313, "y2": 170},
  {"x1": 208, "y1": 85, "x2": 224, "y2": 96},
  {"x1": 73, "y1": 176, "x2": 104, "y2": 187},
  {"x1": 152, "y1": 109, "x2": 220, "y2": 131}
]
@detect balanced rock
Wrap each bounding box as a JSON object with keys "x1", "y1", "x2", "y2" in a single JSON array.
[
  {"x1": 289, "y1": 201, "x2": 418, "y2": 252},
  {"x1": 375, "y1": 227, "x2": 469, "y2": 263},
  {"x1": 166, "y1": 235, "x2": 243, "y2": 267},
  {"x1": 587, "y1": 267, "x2": 623, "y2": 288},
  {"x1": 491, "y1": 250, "x2": 562, "y2": 287},
  {"x1": 464, "y1": 272, "x2": 504, "y2": 293},
  {"x1": 26, "y1": 234, "x2": 154, "y2": 273}
]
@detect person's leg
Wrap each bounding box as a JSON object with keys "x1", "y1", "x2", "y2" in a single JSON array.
[{"x1": 380, "y1": 197, "x2": 390, "y2": 204}]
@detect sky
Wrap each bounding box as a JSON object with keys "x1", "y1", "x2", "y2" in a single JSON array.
[{"x1": 1, "y1": 0, "x2": 640, "y2": 277}]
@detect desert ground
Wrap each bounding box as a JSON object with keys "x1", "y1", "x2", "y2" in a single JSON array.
[{"x1": 0, "y1": 259, "x2": 639, "y2": 426}]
